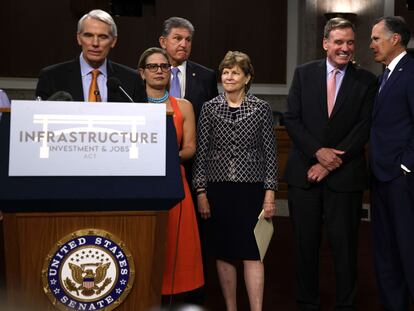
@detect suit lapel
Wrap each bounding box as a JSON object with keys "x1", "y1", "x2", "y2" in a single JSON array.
[
  {"x1": 69, "y1": 59, "x2": 84, "y2": 101},
  {"x1": 185, "y1": 61, "x2": 195, "y2": 99},
  {"x1": 374, "y1": 54, "x2": 410, "y2": 117},
  {"x1": 107, "y1": 60, "x2": 116, "y2": 102},
  {"x1": 373, "y1": 74, "x2": 384, "y2": 117},
  {"x1": 237, "y1": 95, "x2": 256, "y2": 122},
  {"x1": 213, "y1": 94, "x2": 254, "y2": 123},
  {"x1": 316, "y1": 61, "x2": 329, "y2": 117},
  {"x1": 379, "y1": 54, "x2": 409, "y2": 95}
]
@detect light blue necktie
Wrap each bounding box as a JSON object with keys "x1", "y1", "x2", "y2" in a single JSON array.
[
  {"x1": 379, "y1": 68, "x2": 390, "y2": 92},
  {"x1": 170, "y1": 67, "x2": 181, "y2": 98}
]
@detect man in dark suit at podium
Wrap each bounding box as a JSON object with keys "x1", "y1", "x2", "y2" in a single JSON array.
[
  {"x1": 284, "y1": 18, "x2": 377, "y2": 310},
  {"x1": 36, "y1": 9, "x2": 146, "y2": 103}
]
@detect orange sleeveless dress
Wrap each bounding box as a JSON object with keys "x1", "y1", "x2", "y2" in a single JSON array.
[{"x1": 162, "y1": 96, "x2": 204, "y2": 294}]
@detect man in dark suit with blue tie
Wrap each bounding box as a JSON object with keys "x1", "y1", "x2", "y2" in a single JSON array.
[
  {"x1": 159, "y1": 17, "x2": 218, "y2": 122},
  {"x1": 284, "y1": 18, "x2": 377, "y2": 310},
  {"x1": 370, "y1": 16, "x2": 414, "y2": 310}
]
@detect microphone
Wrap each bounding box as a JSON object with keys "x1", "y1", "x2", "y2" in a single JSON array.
[
  {"x1": 47, "y1": 91, "x2": 73, "y2": 101},
  {"x1": 94, "y1": 90, "x2": 101, "y2": 101},
  {"x1": 107, "y1": 77, "x2": 134, "y2": 103}
]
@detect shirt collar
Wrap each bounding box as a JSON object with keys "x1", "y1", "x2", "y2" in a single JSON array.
[
  {"x1": 386, "y1": 51, "x2": 407, "y2": 74},
  {"x1": 79, "y1": 53, "x2": 108, "y2": 77},
  {"x1": 326, "y1": 58, "x2": 348, "y2": 75},
  {"x1": 173, "y1": 61, "x2": 187, "y2": 75}
]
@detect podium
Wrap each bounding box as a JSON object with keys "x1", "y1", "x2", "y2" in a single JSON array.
[{"x1": 0, "y1": 109, "x2": 184, "y2": 311}]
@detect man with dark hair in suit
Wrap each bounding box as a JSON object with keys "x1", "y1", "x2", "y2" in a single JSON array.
[
  {"x1": 158, "y1": 16, "x2": 218, "y2": 306},
  {"x1": 370, "y1": 16, "x2": 414, "y2": 310},
  {"x1": 284, "y1": 18, "x2": 377, "y2": 310},
  {"x1": 36, "y1": 9, "x2": 146, "y2": 103},
  {"x1": 159, "y1": 16, "x2": 218, "y2": 121}
]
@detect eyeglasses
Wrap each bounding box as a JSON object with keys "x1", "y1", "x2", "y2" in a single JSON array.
[{"x1": 144, "y1": 63, "x2": 171, "y2": 73}]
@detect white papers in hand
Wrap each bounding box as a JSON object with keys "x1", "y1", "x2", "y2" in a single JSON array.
[{"x1": 254, "y1": 210, "x2": 274, "y2": 262}]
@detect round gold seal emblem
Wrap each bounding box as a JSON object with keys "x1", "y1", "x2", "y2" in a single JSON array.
[{"x1": 42, "y1": 229, "x2": 135, "y2": 310}]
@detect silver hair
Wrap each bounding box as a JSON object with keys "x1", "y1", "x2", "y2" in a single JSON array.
[
  {"x1": 161, "y1": 16, "x2": 194, "y2": 37},
  {"x1": 323, "y1": 17, "x2": 355, "y2": 39},
  {"x1": 77, "y1": 9, "x2": 117, "y2": 37}
]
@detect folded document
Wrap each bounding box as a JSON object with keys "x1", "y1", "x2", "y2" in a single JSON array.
[{"x1": 254, "y1": 210, "x2": 274, "y2": 262}]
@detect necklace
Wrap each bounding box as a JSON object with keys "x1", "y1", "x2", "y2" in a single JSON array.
[{"x1": 148, "y1": 90, "x2": 169, "y2": 103}]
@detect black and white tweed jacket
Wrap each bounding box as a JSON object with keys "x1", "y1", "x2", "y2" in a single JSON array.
[{"x1": 192, "y1": 93, "x2": 278, "y2": 191}]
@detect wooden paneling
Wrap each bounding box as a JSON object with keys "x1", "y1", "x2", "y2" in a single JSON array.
[
  {"x1": 275, "y1": 126, "x2": 292, "y2": 199},
  {"x1": 0, "y1": 0, "x2": 287, "y2": 84},
  {"x1": 395, "y1": 0, "x2": 414, "y2": 32},
  {"x1": 196, "y1": 0, "x2": 287, "y2": 84},
  {"x1": 2, "y1": 211, "x2": 168, "y2": 311}
]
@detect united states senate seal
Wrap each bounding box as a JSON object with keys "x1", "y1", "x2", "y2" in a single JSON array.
[{"x1": 42, "y1": 229, "x2": 135, "y2": 310}]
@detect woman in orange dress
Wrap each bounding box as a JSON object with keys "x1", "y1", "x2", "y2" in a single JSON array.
[{"x1": 138, "y1": 47, "x2": 204, "y2": 297}]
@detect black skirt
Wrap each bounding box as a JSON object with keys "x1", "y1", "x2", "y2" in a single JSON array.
[{"x1": 205, "y1": 182, "x2": 264, "y2": 260}]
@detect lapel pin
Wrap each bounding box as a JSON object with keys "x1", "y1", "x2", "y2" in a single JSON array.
[
  {"x1": 398, "y1": 68, "x2": 403, "y2": 71},
  {"x1": 192, "y1": 73, "x2": 196, "y2": 77}
]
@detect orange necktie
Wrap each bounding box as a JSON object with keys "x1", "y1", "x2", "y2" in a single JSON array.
[
  {"x1": 327, "y1": 68, "x2": 338, "y2": 117},
  {"x1": 88, "y1": 69, "x2": 101, "y2": 102}
]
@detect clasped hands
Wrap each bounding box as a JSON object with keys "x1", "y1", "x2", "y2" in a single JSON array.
[{"x1": 307, "y1": 147, "x2": 345, "y2": 183}]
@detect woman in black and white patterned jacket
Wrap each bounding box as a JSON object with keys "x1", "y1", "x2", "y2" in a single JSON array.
[{"x1": 193, "y1": 51, "x2": 278, "y2": 311}]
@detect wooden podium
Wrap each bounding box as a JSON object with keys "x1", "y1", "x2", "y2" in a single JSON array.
[{"x1": 0, "y1": 109, "x2": 183, "y2": 311}]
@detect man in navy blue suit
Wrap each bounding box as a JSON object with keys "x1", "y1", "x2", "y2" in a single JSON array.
[{"x1": 370, "y1": 16, "x2": 414, "y2": 310}]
